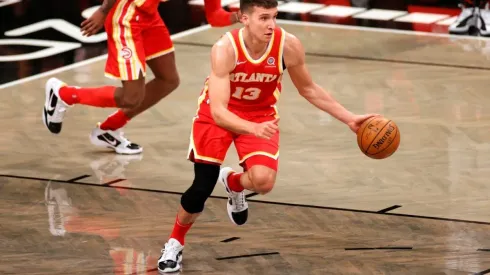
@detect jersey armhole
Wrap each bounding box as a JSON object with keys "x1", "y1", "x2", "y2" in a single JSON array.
[
  {"x1": 225, "y1": 32, "x2": 239, "y2": 70},
  {"x1": 278, "y1": 28, "x2": 287, "y2": 73}
]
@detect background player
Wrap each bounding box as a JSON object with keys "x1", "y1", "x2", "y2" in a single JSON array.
[
  {"x1": 157, "y1": 0, "x2": 377, "y2": 272},
  {"x1": 42, "y1": 0, "x2": 241, "y2": 154}
]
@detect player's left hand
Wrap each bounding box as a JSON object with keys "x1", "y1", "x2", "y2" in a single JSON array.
[
  {"x1": 347, "y1": 114, "x2": 380, "y2": 133},
  {"x1": 81, "y1": 9, "x2": 106, "y2": 37}
]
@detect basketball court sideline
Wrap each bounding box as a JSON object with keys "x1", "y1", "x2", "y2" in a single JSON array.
[{"x1": 2, "y1": 20, "x2": 490, "y2": 274}]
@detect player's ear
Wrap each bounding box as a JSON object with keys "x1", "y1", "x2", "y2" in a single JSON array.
[{"x1": 241, "y1": 12, "x2": 250, "y2": 26}]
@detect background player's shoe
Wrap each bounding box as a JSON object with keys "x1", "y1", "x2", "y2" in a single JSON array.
[
  {"x1": 449, "y1": 4, "x2": 478, "y2": 35},
  {"x1": 89, "y1": 123, "x2": 143, "y2": 155},
  {"x1": 43, "y1": 77, "x2": 70, "y2": 134},
  {"x1": 158, "y1": 238, "x2": 184, "y2": 273},
  {"x1": 219, "y1": 167, "x2": 248, "y2": 225},
  {"x1": 478, "y1": 4, "x2": 490, "y2": 36}
]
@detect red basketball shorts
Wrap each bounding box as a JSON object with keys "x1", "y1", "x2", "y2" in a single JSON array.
[
  {"x1": 187, "y1": 115, "x2": 280, "y2": 171},
  {"x1": 104, "y1": 1, "x2": 174, "y2": 81}
]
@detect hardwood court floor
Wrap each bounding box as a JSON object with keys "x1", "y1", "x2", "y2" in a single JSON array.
[{"x1": 2, "y1": 21, "x2": 490, "y2": 274}]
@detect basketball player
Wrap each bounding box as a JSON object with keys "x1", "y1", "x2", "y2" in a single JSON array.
[
  {"x1": 157, "y1": 0, "x2": 377, "y2": 272},
  {"x1": 42, "y1": 0, "x2": 241, "y2": 154}
]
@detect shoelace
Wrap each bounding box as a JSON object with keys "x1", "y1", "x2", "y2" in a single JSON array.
[
  {"x1": 233, "y1": 192, "x2": 246, "y2": 211},
  {"x1": 53, "y1": 106, "x2": 66, "y2": 121},
  {"x1": 161, "y1": 242, "x2": 180, "y2": 262},
  {"x1": 113, "y1": 129, "x2": 132, "y2": 145}
]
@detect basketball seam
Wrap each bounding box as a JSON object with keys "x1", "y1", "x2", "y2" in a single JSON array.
[
  {"x1": 359, "y1": 116, "x2": 378, "y2": 151},
  {"x1": 370, "y1": 125, "x2": 398, "y2": 156},
  {"x1": 364, "y1": 120, "x2": 391, "y2": 155}
]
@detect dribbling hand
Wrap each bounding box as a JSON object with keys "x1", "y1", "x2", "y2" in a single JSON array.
[
  {"x1": 347, "y1": 114, "x2": 380, "y2": 133},
  {"x1": 253, "y1": 118, "x2": 279, "y2": 139}
]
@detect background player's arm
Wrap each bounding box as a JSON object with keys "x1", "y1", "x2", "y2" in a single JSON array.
[
  {"x1": 208, "y1": 38, "x2": 278, "y2": 139},
  {"x1": 283, "y1": 33, "x2": 375, "y2": 132},
  {"x1": 100, "y1": 0, "x2": 117, "y2": 14},
  {"x1": 204, "y1": 0, "x2": 241, "y2": 26},
  {"x1": 81, "y1": 0, "x2": 116, "y2": 36}
]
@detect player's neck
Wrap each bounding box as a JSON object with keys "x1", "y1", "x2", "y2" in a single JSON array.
[{"x1": 242, "y1": 28, "x2": 269, "y2": 58}]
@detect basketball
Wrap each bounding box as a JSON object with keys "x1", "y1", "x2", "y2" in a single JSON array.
[{"x1": 357, "y1": 116, "x2": 400, "y2": 159}]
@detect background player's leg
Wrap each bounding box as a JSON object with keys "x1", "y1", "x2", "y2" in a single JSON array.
[
  {"x1": 95, "y1": 20, "x2": 179, "y2": 153},
  {"x1": 87, "y1": 75, "x2": 146, "y2": 154},
  {"x1": 42, "y1": 74, "x2": 145, "y2": 136},
  {"x1": 58, "y1": 75, "x2": 145, "y2": 109},
  {"x1": 122, "y1": 52, "x2": 179, "y2": 119}
]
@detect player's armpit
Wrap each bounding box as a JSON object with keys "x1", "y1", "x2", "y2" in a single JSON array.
[
  {"x1": 283, "y1": 32, "x2": 355, "y2": 125},
  {"x1": 208, "y1": 38, "x2": 256, "y2": 135}
]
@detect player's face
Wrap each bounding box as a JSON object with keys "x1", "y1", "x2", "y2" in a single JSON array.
[{"x1": 244, "y1": 7, "x2": 278, "y2": 43}]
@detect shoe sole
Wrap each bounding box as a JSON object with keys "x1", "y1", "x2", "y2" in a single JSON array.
[
  {"x1": 158, "y1": 254, "x2": 183, "y2": 273},
  {"x1": 42, "y1": 78, "x2": 53, "y2": 131},
  {"x1": 43, "y1": 77, "x2": 64, "y2": 134}
]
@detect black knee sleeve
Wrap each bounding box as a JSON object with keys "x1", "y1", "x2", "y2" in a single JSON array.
[{"x1": 180, "y1": 163, "x2": 220, "y2": 214}]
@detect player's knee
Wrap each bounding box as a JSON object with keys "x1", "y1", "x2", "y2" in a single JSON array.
[
  {"x1": 118, "y1": 85, "x2": 145, "y2": 108},
  {"x1": 120, "y1": 93, "x2": 144, "y2": 108},
  {"x1": 250, "y1": 170, "x2": 276, "y2": 195},
  {"x1": 180, "y1": 163, "x2": 220, "y2": 213},
  {"x1": 155, "y1": 73, "x2": 180, "y2": 95}
]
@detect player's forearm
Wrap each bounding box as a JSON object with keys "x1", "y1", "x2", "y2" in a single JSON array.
[
  {"x1": 212, "y1": 107, "x2": 256, "y2": 135},
  {"x1": 205, "y1": 9, "x2": 235, "y2": 26},
  {"x1": 100, "y1": 0, "x2": 117, "y2": 14},
  {"x1": 204, "y1": 0, "x2": 236, "y2": 26},
  {"x1": 302, "y1": 83, "x2": 355, "y2": 124}
]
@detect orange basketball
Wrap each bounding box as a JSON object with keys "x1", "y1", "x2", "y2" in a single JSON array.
[{"x1": 356, "y1": 116, "x2": 400, "y2": 159}]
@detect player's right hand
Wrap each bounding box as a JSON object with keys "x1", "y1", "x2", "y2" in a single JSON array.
[
  {"x1": 81, "y1": 9, "x2": 106, "y2": 37},
  {"x1": 253, "y1": 118, "x2": 279, "y2": 139}
]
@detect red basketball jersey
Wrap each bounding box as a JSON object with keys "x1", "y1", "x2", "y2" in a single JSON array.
[
  {"x1": 196, "y1": 27, "x2": 286, "y2": 122},
  {"x1": 132, "y1": 0, "x2": 160, "y2": 13}
]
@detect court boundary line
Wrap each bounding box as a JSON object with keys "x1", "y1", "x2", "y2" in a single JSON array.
[
  {"x1": 276, "y1": 19, "x2": 490, "y2": 41},
  {"x1": 1, "y1": 18, "x2": 486, "y2": 90},
  {"x1": 0, "y1": 24, "x2": 212, "y2": 90},
  {"x1": 2, "y1": 173, "x2": 490, "y2": 226}
]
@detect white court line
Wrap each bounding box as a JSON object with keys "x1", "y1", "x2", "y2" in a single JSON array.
[
  {"x1": 2, "y1": 18, "x2": 487, "y2": 90},
  {"x1": 0, "y1": 0, "x2": 21, "y2": 8},
  {"x1": 0, "y1": 24, "x2": 211, "y2": 90},
  {"x1": 276, "y1": 19, "x2": 490, "y2": 41}
]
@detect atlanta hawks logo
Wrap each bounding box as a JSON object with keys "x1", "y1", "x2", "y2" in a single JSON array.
[
  {"x1": 120, "y1": 47, "x2": 133, "y2": 60},
  {"x1": 267, "y1": 57, "x2": 275, "y2": 65}
]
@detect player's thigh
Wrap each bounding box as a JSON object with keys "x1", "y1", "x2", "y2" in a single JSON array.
[
  {"x1": 104, "y1": 2, "x2": 146, "y2": 82},
  {"x1": 234, "y1": 130, "x2": 280, "y2": 172},
  {"x1": 188, "y1": 119, "x2": 233, "y2": 165},
  {"x1": 142, "y1": 16, "x2": 177, "y2": 80}
]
